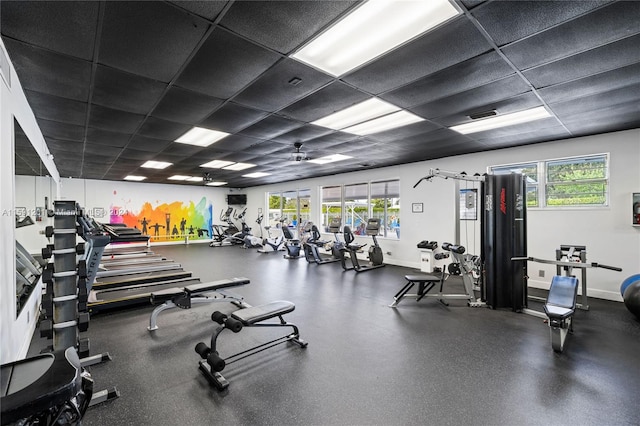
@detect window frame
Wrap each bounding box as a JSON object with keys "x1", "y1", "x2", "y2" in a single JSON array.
[{"x1": 489, "y1": 153, "x2": 610, "y2": 209}]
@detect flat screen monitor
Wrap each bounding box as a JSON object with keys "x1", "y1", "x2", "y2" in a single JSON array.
[{"x1": 227, "y1": 194, "x2": 247, "y2": 205}]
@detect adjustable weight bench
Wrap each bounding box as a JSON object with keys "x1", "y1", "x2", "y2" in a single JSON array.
[
  {"x1": 543, "y1": 275, "x2": 579, "y2": 353},
  {"x1": 195, "y1": 300, "x2": 307, "y2": 390},
  {"x1": 147, "y1": 277, "x2": 251, "y2": 331}
]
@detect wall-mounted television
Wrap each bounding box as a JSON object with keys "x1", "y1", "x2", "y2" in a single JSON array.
[{"x1": 227, "y1": 194, "x2": 247, "y2": 205}]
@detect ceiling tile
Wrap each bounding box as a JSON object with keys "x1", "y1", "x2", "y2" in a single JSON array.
[
  {"x1": 1, "y1": 1, "x2": 99, "y2": 60},
  {"x1": 175, "y1": 27, "x2": 281, "y2": 98},
  {"x1": 273, "y1": 125, "x2": 334, "y2": 144},
  {"x1": 85, "y1": 127, "x2": 131, "y2": 148},
  {"x1": 45, "y1": 138, "x2": 84, "y2": 154},
  {"x1": 127, "y1": 135, "x2": 172, "y2": 153},
  {"x1": 342, "y1": 17, "x2": 492, "y2": 94},
  {"x1": 159, "y1": 143, "x2": 204, "y2": 156},
  {"x1": 409, "y1": 75, "x2": 532, "y2": 120},
  {"x1": 538, "y1": 61, "x2": 640, "y2": 104},
  {"x1": 88, "y1": 104, "x2": 146, "y2": 134},
  {"x1": 151, "y1": 86, "x2": 223, "y2": 124},
  {"x1": 210, "y1": 134, "x2": 262, "y2": 152},
  {"x1": 551, "y1": 84, "x2": 640, "y2": 118},
  {"x1": 365, "y1": 120, "x2": 441, "y2": 143},
  {"x1": 523, "y1": 34, "x2": 640, "y2": 88},
  {"x1": 25, "y1": 90, "x2": 87, "y2": 126},
  {"x1": 99, "y1": 1, "x2": 210, "y2": 82},
  {"x1": 381, "y1": 52, "x2": 516, "y2": 108},
  {"x1": 473, "y1": 0, "x2": 613, "y2": 47},
  {"x1": 168, "y1": 1, "x2": 228, "y2": 21},
  {"x1": 279, "y1": 81, "x2": 371, "y2": 122},
  {"x1": 432, "y1": 92, "x2": 543, "y2": 128},
  {"x1": 238, "y1": 115, "x2": 303, "y2": 140},
  {"x1": 220, "y1": 1, "x2": 358, "y2": 54},
  {"x1": 92, "y1": 65, "x2": 168, "y2": 114},
  {"x1": 199, "y1": 102, "x2": 269, "y2": 133},
  {"x1": 233, "y1": 58, "x2": 334, "y2": 112},
  {"x1": 502, "y1": 2, "x2": 640, "y2": 70},
  {"x1": 2, "y1": 39, "x2": 91, "y2": 101},
  {"x1": 37, "y1": 118, "x2": 85, "y2": 142},
  {"x1": 84, "y1": 143, "x2": 122, "y2": 157},
  {"x1": 137, "y1": 117, "x2": 192, "y2": 140}
]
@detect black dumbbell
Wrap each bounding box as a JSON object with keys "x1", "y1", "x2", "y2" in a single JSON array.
[
  {"x1": 78, "y1": 312, "x2": 90, "y2": 332},
  {"x1": 40, "y1": 319, "x2": 53, "y2": 339}
]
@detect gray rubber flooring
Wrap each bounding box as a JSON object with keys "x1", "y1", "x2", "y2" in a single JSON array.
[{"x1": 32, "y1": 243, "x2": 640, "y2": 425}]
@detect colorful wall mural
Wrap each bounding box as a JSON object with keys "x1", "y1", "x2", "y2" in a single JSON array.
[{"x1": 109, "y1": 194, "x2": 213, "y2": 241}]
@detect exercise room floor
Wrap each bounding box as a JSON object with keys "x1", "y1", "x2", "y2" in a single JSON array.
[{"x1": 31, "y1": 243, "x2": 640, "y2": 425}]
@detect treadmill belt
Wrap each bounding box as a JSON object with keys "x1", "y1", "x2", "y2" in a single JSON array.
[
  {"x1": 88, "y1": 278, "x2": 202, "y2": 313},
  {"x1": 93, "y1": 270, "x2": 193, "y2": 290}
]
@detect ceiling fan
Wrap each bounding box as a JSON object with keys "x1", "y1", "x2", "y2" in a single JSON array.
[{"x1": 289, "y1": 142, "x2": 310, "y2": 162}]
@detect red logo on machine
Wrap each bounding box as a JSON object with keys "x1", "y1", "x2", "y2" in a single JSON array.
[{"x1": 500, "y1": 188, "x2": 506, "y2": 215}]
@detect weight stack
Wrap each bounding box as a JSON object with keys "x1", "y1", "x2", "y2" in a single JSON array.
[{"x1": 482, "y1": 174, "x2": 528, "y2": 311}]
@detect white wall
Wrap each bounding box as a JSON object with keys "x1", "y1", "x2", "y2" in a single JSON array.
[
  {"x1": 1, "y1": 39, "x2": 60, "y2": 363},
  {"x1": 245, "y1": 128, "x2": 640, "y2": 302}
]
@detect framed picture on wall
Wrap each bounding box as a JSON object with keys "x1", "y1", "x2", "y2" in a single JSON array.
[{"x1": 412, "y1": 202, "x2": 423, "y2": 213}]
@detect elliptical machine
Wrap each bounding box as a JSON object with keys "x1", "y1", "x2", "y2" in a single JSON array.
[{"x1": 340, "y1": 218, "x2": 385, "y2": 272}]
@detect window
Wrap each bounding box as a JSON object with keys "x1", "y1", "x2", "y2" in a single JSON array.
[
  {"x1": 344, "y1": 183, "x2": 369, "y2": 235},
  {"x1": 268, "y1": 188, "x2": 311, "y2": 229},
  {"x1": 490, "y1": 154, "x2": 609, "y2": 208},
  {"x1": 321, "y1": 186, "x2": 342, "y2": 231},
  {"x1": 371, "y1": 180, "x2": 400, "y2": 238},
  {"x1": 546, "y1": 155, "x2": 608, "y2": 206},
  {"x1": 491, "y1": 162, "x2": 539, "y2": 207},
  {"x1": 320, "y1": 179, "x2": 400, "y2": 239}
]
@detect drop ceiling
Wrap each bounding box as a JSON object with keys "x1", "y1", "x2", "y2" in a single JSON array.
[{"x1": 2, "y1": 0, "x2": 639, "y2": 187}]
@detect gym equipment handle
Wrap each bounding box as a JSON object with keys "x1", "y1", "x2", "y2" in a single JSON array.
[{"x1": 592, "y1": 263, "x2": 622, "y2": 272}]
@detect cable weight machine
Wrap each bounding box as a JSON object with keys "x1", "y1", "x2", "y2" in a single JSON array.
[{"x1": 414, "y1": 168, "x2": 528, "y2": 311}]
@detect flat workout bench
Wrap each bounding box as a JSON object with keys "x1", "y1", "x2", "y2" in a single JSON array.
[
  {"x1": 195, "y1": 300, "x2": 307, "y2": 390},
  {"x1": 147, "y1": 277, "x2": 250, "y2": 331}
]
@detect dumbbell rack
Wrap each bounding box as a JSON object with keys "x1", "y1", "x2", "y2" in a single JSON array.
[{"x1": 40, "y1": 200, "x2": 119, "y2": 406}]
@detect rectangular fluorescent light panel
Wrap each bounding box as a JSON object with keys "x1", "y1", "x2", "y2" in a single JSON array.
[
  {"x1": 292, "y1": 0, "x2": 459, "y2": 76},
  {"x1": 243, "y1": 172, "x2": 271, "y2": 178},
  {"x1": 141, "y1": 160, "x2": 172, "y2": 169},
  {"x1": 449, "y1": 107, "x2": 552, "y2": 134},
  {"x1": 168, "y1": 175, "x2": 190, "y2": 181},
  {"x1": 185, "y1": 176, "x2": 203, "y2": 182},
  {"x1": 206, "y1": 181, "x2": 227, "y2": 186},
  {"x1": 124, "y1": 175, "x2": 146, "y2": 181},
  {"x1": 223, "y1": 162, "x2": 256, "y2": 171},
  {"x1": 175, "y1": 127, "x2": 230, "y2": 147},
  {"x1": 342, "y1": 110, "x2": 424, "y2": 135},
  {"x1": 312, "y1": 98, "x2": 399, "y2": 130},
  {"x1": 308, "y1": 154, "x2": 352, "y2": 165},
  {"x1": 200, "y1": 160, "x2": 235, "y2": 169}
]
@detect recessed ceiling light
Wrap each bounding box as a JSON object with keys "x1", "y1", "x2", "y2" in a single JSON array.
[
  {"x1": 175, "y1": 127, "x2": 230, "y2": 147},
  {"x1": 168, "y1": 175, "x2": 190, "y2": 180},
  {"x1": 308, "y1": 154, "x2": 352, "y2": 165},
  {"x1": 449, "y1": 106, "x2": 552, "y2": 134},
  {"x1": 292, "y1": 0, "x2": 459, "y2": 76},
  {"x1": 312, "y1": 98, "x2": 400, "y2": 130},
  {"x1": 141, "y1": 160, "x2": 172, "y2": 169},
  {"x1": 200, "y1": 160, "x2": 235, "y2": 169},
  {"x1": 185, "y1": 176, "x2": 204, "y2": 182},
  {"x1": 124, "y1": 175, "x2": 146, "y2": 181},
  {"x1": 243, "y1": 172, "x2": 271, "y2": 178},
  {"x1": 223, "y1": 162, "x2": 256, "y2": 171},
  {"x1": 206, "y1": 181, "x2": 227, "y2": 186},
  {"x1": 342, "y1": 110, "x2": 424, "y2": 135}
]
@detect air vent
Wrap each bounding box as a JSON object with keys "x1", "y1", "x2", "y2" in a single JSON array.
[{"x1": 469, "y1": 110, "x2": 497, "y2": 120}]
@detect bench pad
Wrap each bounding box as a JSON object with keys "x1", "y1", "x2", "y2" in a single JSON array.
[
  {"x1": 185, "y1": 277, "x2": 250, "y2": 294},
  {"x1": 405, "y1": 274, "x2": 441, "y2": 282},
  {"x1": 544, "y1": 305, "x2": 574, "y2": 320},
  {"x1": 231, "y1": 301, "x2": 295, "y2": 325}
]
